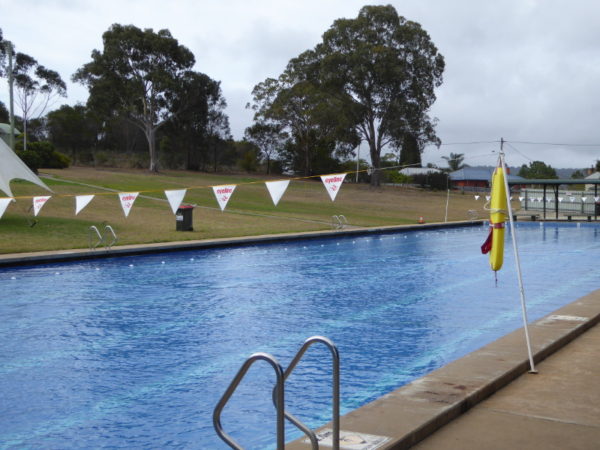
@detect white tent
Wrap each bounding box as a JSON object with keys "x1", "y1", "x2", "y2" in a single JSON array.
[{"x1": 0, "y1": 138, "x2": 52, "y2": 197}]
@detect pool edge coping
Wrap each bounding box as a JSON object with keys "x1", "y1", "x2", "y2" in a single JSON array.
[
  {"x1": 286, "y1": 289, "x2": 600, "y2": 449},
  {"x1": 0, "y1": 220, "x2": 482, "y2": 267}
]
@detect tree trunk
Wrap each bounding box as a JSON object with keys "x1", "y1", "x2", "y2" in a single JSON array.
[{"x1": 146, "y1": 124, "x2": 158, "y2": 173}]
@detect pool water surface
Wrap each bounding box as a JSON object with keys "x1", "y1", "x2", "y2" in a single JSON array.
[{"x1": 1, "y1": 223, "x2": 599, "y2": 448}]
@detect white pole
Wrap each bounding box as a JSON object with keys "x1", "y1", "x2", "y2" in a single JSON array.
[
  {"x1": 444, "y1": 189, "x2": 450, "y2": 222},
  {"x1": 356, "y1": 145, "x2": 360, "y2": 183},
  {"x1": 499, "y1": 139, "x2": 536, "y2": 373}
]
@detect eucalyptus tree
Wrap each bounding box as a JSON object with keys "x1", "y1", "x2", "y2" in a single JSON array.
[
  {"x1": 73, "y1": 24, "x2": 196, "y2": 172},
  {"x1": 0, "y1": 29, "x2": 67, "y2": 151},
  {"x1": 244, "y1": 121, "x2": 288, "y2": 174},
  {"x1": 315, "y1": 5, "x2": 445, "y2": 186},
  {"x1": 248, "y1": 50, "x2": 358, "y2": 176},
  {"x1": 163, "y1": 71, "x2": 230, "y2": 171}
]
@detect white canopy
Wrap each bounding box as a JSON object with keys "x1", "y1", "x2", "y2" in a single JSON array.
[{"x1": 0, "y1": 138, "x2": 52, "y2": 197}]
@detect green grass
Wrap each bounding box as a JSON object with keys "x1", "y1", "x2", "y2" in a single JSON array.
[{"x1": 0, "y1": 167, "x2": 489, "y2": 254}]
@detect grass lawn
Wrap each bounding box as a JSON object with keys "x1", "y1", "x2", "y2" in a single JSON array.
[{"x1": 1, "y1": 166, "x2": 497, "y2": 254}]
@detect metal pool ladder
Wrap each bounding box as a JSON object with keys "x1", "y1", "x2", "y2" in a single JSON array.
[
  {"x1": 88, "y1": 225, "x2": 118, "y2": 250},
  {"x1": 213, "y1": 336, "x2": 340, "y2": 450},
  {"x1": 331, "y1": 215, "x2": 348, "y2": 230}
]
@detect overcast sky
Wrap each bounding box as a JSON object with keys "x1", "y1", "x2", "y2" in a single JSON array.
[{"x1": 1, "y1": 0, "x2": 600, "y2": 169}]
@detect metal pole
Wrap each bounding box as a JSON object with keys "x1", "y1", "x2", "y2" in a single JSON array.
[
  {"x1": 444, "y1": 189, "x2": 450, "y2": 222},
  {"x1": 356, "y1": 145, "x2": 360, "y2": 183},
  {"x1": 499, "y1": 139, "x2": 536, "y2": 373},
  {"x1": 5, "y1": 41, "x2": 16, "y2": 150}
]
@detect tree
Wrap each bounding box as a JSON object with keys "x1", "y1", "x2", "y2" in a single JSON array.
[
  {"x1": 248, "y1": 51, "x2": 359, "y2": 176},
  {"x1": 161, "y1": 71, "x2": 230, "y2": 171},
  {"x1": 442, "y1": 152, "x2": 466, "y2": 171},
  {"x1": 244, "y1": 121, "x2": 288, "y2": 174},
  {"x1": 399, "y1": 134, "x2": 422, "y2": 167},
  {"x1": 73, "y1": 24, "x2": 196, "y2": 172},
  {"x1": 571, "y1": 169, "x2": 585, "y2": 179},
  {"x1": 315, "y1": 5, "x2": 444, "y2": 186},
  {"x1": 518, "y1": 161, "x2": 558, "y2": 179},
  {"x1": 10, "y1": 51, "x2": 67, "y2": 150},
  {"x1": 46, "y1": 104, "x2": 99, "y2": 163},
  {"x1": 0, "y1": 100, "x2": 8, "y2": 123}
]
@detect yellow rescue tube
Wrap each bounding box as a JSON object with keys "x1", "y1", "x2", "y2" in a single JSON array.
[{"x1": 489, "y1": 166, "x2": 507, "y2": 271}]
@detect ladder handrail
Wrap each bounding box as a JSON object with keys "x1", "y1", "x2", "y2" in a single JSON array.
[
  {"x1": 88, "y1": 226, "x2": 103, "y2": 250},
  {"x1": 332, "y1": 215, "x2": 348, "y2": 230},
  {"x1": 275, "y1": 336, "x2": 340, "y2": 450},
  {"x1": 213, "y1": 352, "x2": 285, "y2": 450},
  {"x1": 104, "y1": 225, "x2": 118, "y2": 249}
]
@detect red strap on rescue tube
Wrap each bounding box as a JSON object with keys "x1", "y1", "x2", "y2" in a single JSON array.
[
  {"x1": 491, "y1": 222, "x2": 505, "y2": 229},
  {"x1": 481, "y1": 229, "x2": 493, "y2": 254}
]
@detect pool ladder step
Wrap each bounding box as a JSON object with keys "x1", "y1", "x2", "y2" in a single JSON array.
[
  {"x1": 213, "y1": 336, "x2": 340, "y2": 450},
  {"x1": 88, "y1": 225, "x2": 118, "y2": 250}
]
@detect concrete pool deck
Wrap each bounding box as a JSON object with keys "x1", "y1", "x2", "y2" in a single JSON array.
[{"x1": 287, "y1": 289, "x2": 600, "y2": 449}]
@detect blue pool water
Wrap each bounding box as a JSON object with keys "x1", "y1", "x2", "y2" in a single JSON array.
[{"x1": 1, "y1": 222, "x2": 599, "y2": 449}]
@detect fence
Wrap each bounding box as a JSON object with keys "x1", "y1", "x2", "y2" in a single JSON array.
[{"x1": 520, "y1": 189, "x2": 600, "y2": 216}]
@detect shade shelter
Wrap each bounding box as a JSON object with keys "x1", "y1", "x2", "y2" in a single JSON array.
[
  {"x1": 0, "y1": 137, "x2": 52, "y2": 197},
  {"x1": 509, "y1": 178, "x2": 600, "y2": 220}
]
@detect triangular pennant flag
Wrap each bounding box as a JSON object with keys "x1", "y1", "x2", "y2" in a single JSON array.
[
  {"x1": 321, "y1": 174, "x2": 346, "y2": 201},
  {"x1": 558, "y1": 197, "x2": 563, "y2": 203},
  {"x1": 570, "y1": 197, "x2": 576, "y2": 203},
  {"x1": 33, "y1": 196, "x2": 51, "y2": 216},
  {"x1": 165, "y1": 189, "x2": 187, "y2": 214},
  {"x1": 265, "y1": 180, "x2": 290, "y2": 206},
  {"x1": 518, "y1": 196, "x2": 524, "y2": 202},
  {"x1": 474, "y1": 195, "x2": 480, "y2": 200},
  {"x1": 485, "y1": 195, "x2": 491, "y2": 202},
  {"x1": 75, "y1": 195, "x2": 95, "y2": 215},
  {"x1": 581, "y1": 197, "x2": 587, "y2": 203},
  {"x1": 213, "y1": 185, "x2": 236, "y2": 211},
  {"x1": 0, "y1": 198, "x2": 13, "y2": 219},
  {"x1": 509, "y1": 196, "x2": 513, "y2": 201},
  {"x1": 119, "y1": 192, "x2": 139, "y2": 217},
  {"x1": 595, "y1": 197, "x2": 600, "y2": 202}
]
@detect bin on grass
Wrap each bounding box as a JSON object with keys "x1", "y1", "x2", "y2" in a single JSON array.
[{"x1": 176, "y1": 205, "x2": 194, "y2": 231}]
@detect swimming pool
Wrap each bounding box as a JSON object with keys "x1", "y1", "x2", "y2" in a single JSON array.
[{"x1": 1, "y1": 222, "x2": 599, "y2": 449}]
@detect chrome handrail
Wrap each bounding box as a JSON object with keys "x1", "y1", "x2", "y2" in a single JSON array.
[
  {"x1": 213, "y1": 352, "x2": 285, "y2": 450},
  {"x1": 275, "y1": 336, "x2": 340, "y2": 450},
  {"x1": 104, "y1": 225, "x2": 118, "y2": 249},
  {"x1": 88, "y1": 226, "x2": 103, "y2": 250}
]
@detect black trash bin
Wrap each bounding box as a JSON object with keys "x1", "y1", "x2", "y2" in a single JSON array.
[
  {"x1": 595, "y1": 201, "x2": 600, "y2": 216},
  {"x1": 176, "y1": 205, "x2": 194, "y2": 231}
]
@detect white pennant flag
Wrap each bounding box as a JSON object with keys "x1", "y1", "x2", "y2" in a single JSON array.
[
  {"x1": 165, "y1": 189, "x2": 187, "y2": 214},
  {"x1": 119, "y1": 192, "x2": 139, "y2": 217},
  {"x1": 558, "y1": 197, "x2": 563, "y2": 203},
  {"x1": 485, "y1": 195, "x2": 491, "y2": 202},
  {"x1": 213, "y1": 185, "x2": 236, "y2": 211},
  {"x1": 595, "y1": 197, "x2": 600, "y2": 202},
  {"x1": 75, "y1": 195, "x2": 95, "y2": 215},
  {"x1": 321, "y1": 174, "x2": 346, "y2": 201},
  {"x1": 0, "y1": 198, "x2": 13, "y2": 219},
  {"x1": 33, "y1": 196, "x2": 51, "y2": 216},
  {"x1": 570, "y1": 197, "x2": 576, "y2": 203},
  {"x1": 474, "y1": 195, "x2": 480, "y2": 200},
  {"x1": 518, "y1": 197, "x2": 524, "y2": 202},
  {"x1": 581, "y1": 197, "x2": 587, "y2": 203},
  {"x1": 265, "y1": 180, "x2": 290, "y2": 206}
]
